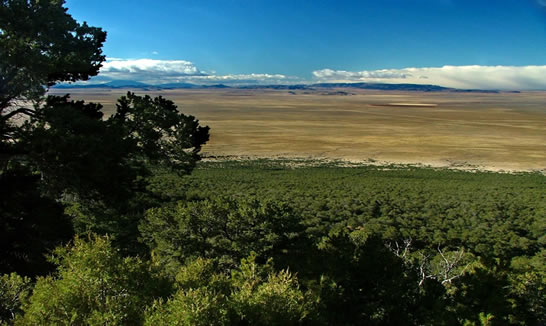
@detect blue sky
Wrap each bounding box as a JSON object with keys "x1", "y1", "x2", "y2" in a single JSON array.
[{"x1": 65, "y1": 0, "x2": 546, "y2": 89}]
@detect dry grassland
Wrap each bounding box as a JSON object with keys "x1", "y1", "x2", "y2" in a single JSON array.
[{"x1": 50, "y1": 88, "x2": 546, "y2": 172}]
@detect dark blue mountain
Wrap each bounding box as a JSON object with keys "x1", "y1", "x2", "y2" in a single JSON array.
[
  {"x1": 52, "y1": 80, "x2": 502, "y2": 93},
  {"x1": 156, "y1": 82, "x2": 199, "y2": 89},
  {"x1": 103, "y1": 80, "x2": 149, "y2": 87},
  {"x1": 311, "y1": 82, "x2": 450, "y2": 91},
  {"x1": 53, "y1": 80, "x2": 151, "y2": 89}
]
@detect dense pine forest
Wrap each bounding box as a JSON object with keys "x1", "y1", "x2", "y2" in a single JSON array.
[
  {"x1": 2, "y1": 159, "x2": 544, "y2": 325},
  {"x1": 1, "y1": 1, "x2": 545, "y2": 325}
]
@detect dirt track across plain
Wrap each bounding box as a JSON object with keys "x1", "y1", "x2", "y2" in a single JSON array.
[{"x1": 50, "y1": 88, "x2": 546, "y2": 172}]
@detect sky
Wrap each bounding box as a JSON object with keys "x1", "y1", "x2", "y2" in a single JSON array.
[{"x1": 65, "y1": 0, "x2": 546, "y2": 90}]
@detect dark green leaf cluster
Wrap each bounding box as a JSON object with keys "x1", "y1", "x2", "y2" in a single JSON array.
[
  {"x1": 1, "y1": 0, "x2": 210, "y2": 276},
  {"x1": 140, "y1": 197, "x2": 305, "y2": 273},
  {"x1": 0, "y1": 167, "x2": 72, "y2": 276},
  {"x1": 4, "y1": 236, "x2": 313, "y2": 326},
  {"x1": 0, "y1": 0, "x2": 106, "y2": 108},
  {"x1": 0, "y1": 273, "x2": 31, "y2": 325},
  {"x1": 145, "y1": 254, "x2": 313, "y2": 326},
  {"x1": 113, "y1": 92, "x2": 210, "y2": 174},
  {"x1": 15, "y1": 235, "x2": 170, "y2": 326}
]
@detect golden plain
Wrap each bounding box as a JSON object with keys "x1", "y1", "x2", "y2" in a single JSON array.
[{"x1": 50, "y1": 88, "x2": 546, "y2": 172}]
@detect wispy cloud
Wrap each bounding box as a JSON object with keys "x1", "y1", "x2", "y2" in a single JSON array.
[{"x1": 313, "y1": 65, "x2": 546, "y2": 90}]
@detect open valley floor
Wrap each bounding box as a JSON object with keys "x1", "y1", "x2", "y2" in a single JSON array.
[{"x1": 50, "y1": 88, "x2": 546, "y2": 172}]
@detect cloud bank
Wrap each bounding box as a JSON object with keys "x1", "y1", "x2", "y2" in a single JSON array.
[
  {"x1": 313, "y1": 65, "x2": 546, "y2": 90},
  {"x1": 100, "y1": 58, "x2": 204, "y2": 80},
  {"x1": 90, "y1": 59, "x2": 546, "y2": 90},
  {"x1": 95, "y1": 58, "x2": 299, "y2": 85}
]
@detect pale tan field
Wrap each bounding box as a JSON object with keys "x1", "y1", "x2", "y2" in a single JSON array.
[{"x1": 49, "y1": 88, "x2": 546, "y2": 172}]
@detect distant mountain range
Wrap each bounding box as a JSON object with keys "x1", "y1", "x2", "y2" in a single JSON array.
[{"x1": 52, "y1": 80, "x2": 514, "y2": 93}]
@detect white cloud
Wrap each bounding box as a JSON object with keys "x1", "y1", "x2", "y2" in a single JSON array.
[
  {"x1": 92, "y1": 58, "x2": 546, "y2": 89},
  {"x1": 312, "y1": 65, "x2": 546, "y2": 90},
  {"x1": 94, "y1": 58, "x2": 300, "y2": 85},
  {"x1": 99, "y1": 58, "x2": 204, "y2": 82},
  {"x1": 152, "y1": 51, "x2": 159, "y2": 55}
]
